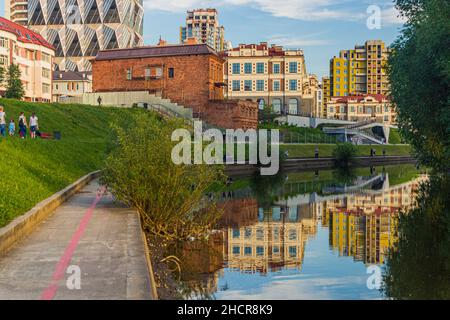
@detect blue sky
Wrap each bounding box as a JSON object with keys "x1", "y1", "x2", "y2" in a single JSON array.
[{"x1": 0, "y1": 0, "x2": 405, "y2": 77}]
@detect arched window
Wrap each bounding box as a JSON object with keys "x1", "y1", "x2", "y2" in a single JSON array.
[
  {"x1": 272, "y1": 99, "x2": 282, "y2": 114},
  {"x1": 257, "y1": 98, "x2": 265, "y2": 110},
  {"x1": 289, "y1": 99, "x2": 298, "y2": 115}
]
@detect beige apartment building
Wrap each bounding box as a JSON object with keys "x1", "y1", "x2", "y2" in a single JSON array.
[
  {"x1": 0, "y1": 17, "x2": 54, "y2": 102},
  {"x1": 5, "y1": 0, "x2": 28, "y2": 25},
  {"x1": 225, "y1": 205, "x2": 318, "y2": 274},
  {"x1": 180, "y1": 8, "x2": 226, "y2": 52},
  {"x1": 326, "y1": 94, "x2": 396, "y2": 124},
  {"x1": 322, "y1": 76, "x2": 331, "y2": 117},
  {"x1": 52, "y1": 71, "x2": 92, "y2": 102},
  {"x1": 223, "y1": 42, "x2": 317, "y2": 116}
]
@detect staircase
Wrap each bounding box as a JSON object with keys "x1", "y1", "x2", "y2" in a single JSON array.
[{"x1": 63, "y1": 91, "x2": 223, "y2": 131}]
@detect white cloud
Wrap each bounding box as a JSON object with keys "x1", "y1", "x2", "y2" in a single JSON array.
[
  {"x1": 143, "y1": 0, "x2": 405, "y2": 25},
  {"x1": 381, "y1": 6, "x2": 407, "y2": 26},
  {"x1": 144, "y1": 0, "x2": 408, "y2": 24},
  {"x1": 267, "y1": 35, "x2": 331, "y2": 47}
]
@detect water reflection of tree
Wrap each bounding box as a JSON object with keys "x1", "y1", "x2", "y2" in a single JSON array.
[
  {"x1": 248, "y1": 171, "x2": 287, "y2": 207},
  {"x1": 382, "y1": 175, "x2": 450, "y2": 299},
  {"x1": 331, "y1": 167, "x2": 358, "y2": 186}
]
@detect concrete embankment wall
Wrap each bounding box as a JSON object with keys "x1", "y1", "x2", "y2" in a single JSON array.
[
  {"x1": 225, "y1": 156, "x2": 417, "y2": 177},
  {"x1": 0, "y1": 171, "x2": 101, "y2": 255}
]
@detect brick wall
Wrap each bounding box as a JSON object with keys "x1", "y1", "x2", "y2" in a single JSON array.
[
  {"x1": 92, "y1": 54, "x2": 224, "y2": 114},
  {"x1": 91, "y1": 51, "x2": 258, "y2": 129},
  {"x1": 203, "y1": 100, "x2": 258, "y2": 130}
]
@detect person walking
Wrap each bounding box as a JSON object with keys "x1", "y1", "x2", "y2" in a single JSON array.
[
  {"x1": 0, "y1": 106, "x2": 6, "y2": 137},
  {"x1": 9, "y1": 119, "x2": 15, "y2": 136},
  {"x1": 29, "y1": 112, "x2": 39, "y2": 139},
  {"x1": 18, "y1": 112, "x2": 27, "y2": 139}
]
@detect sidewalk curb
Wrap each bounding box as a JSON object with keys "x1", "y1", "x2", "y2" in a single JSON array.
[
  {"x1": 0, "y1": 170, "x2": 101, "y2": 256},
  {"x1": 138, "y1": 216, "x2": 159, "y2": 300}
]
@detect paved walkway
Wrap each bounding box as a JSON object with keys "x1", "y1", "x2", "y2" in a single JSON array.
[{"x1": 0, "y1": 180, "x2": 152, "y2": 300}]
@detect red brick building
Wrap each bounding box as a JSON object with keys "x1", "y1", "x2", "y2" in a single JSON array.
[{"x1": 91, "y1": 43, "x2": 258, "y2": 129}]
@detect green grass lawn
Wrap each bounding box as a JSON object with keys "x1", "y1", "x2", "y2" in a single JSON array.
[
  {"x1": 281, "y1": 144, "x2": 412, "y2": 158},
  {"x1": 0, "y1": 98, "x2": 140, "y2": 227},
  {"x1": 259, "y1": 122, "x2": 338, "y2": 143}
]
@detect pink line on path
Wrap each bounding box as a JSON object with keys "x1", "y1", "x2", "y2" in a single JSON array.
[{"x1": 40, "y1": 186, "x2": 106, "y2": 300}]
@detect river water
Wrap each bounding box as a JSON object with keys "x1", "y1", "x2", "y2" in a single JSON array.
[{"x1": 167, "y1": 164, "x2": 448, "y2": 300}]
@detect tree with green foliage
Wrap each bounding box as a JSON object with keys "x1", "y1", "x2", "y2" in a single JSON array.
[
  {"x1": 0, "y1": 66, "x2": 5, "y2": 86},
  {"x1": 387, "y1": 0, "x2": 450, "y2": 171},
  {"x1": 5, "y1": 64, "x2": 25, "y2": 100},
  {"x1": 382, "y1": 175, "x2": 450, "y2": 299},
  {"x1": 102, "y1": 112, "x2": 225, "y2": 241},
  {"x1": 332, "y1": 142, "x2": 357, "y2": 167}
]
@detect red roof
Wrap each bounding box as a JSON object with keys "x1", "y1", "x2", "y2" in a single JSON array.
[
  {"x1": 0, "y1": 17, "x2": 54, "y2": 50},
  {"x1": 331, "y1": 94, "x2": 388, "y2": 103}
]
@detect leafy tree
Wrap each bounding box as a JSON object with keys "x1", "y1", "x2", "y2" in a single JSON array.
[
  {"x1": 102, "y1": 112, "x2": 224, "y2": 241},
  {"x1": 387, "y1": 0, "x2": 450, "y2": 171},
  {"x1": 258, "y1": 104, "x2": 280, "y2": 124},
  {"x1": 5, "y1": 64, "x2": 25, "y2": 100},
  {"x1": 0, "y1": 66, "x2": 5, "y2": 86},
  {"x1": 382, "y1": 175, "x2": 450, "y2": 299},
  {"x1": 332, "y1": 142, "x2": 357, "y2": 167}
]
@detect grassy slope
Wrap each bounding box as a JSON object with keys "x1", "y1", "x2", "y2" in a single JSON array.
[{"x1": 0, "y1": 98, "x2": 138, "y2": 227}]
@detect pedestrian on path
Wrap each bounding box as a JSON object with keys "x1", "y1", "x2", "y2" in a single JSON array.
[
  {"x1": 18, "y1": 112, "x2": 27, "y2": 139},
  {"x1": 0, "y1": 106, "x2": 6, "y2": 137},
  {"x1": 29, "y1": 113, "x2": 39, "y2": 139},
  {"x1": 9, "y1": 119, "x2": 15, "y2": 136}
]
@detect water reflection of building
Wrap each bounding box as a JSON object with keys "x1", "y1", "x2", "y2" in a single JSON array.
[
  {"x1": 325, "y1": 179, "x2": 423, "y2": 264},
  {"x1": 175, "y1": 232, "x2": 225, "y2": 298},
  {"x1": 224, "y1": 204, "x2": 319, "y2": 274}
]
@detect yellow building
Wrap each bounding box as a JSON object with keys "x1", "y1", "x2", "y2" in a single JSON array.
[
  {"x1": 330, "y1": 40, "x2": 389, "y2": 97},
  {"x1": 322, "y1": 76, "x2": 331, "y2": 117},
  {"x1": 224, "y1": 42, "x2": 316, "y2": 116}
]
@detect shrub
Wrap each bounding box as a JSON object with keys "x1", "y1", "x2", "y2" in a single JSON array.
[
  {"x1": 102, "y1": 112, "x2": 224, "y2": 241},
  {"x1": 332, "y1": 142, "x2": 358, "y2": 167}
]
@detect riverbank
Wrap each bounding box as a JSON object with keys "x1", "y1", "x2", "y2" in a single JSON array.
[
  {"x1": 225, "y1": 155, "x2": 417, "y2": 177},
  {"x1": 280, "y1": 144, "x2": 412, "y2": 158}
]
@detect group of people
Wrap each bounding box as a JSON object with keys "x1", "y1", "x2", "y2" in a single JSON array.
[{"x1": 0, "y1": 106, "x2": 39, "y2": 139}]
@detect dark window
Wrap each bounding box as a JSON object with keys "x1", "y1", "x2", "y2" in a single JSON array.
[{"x1": 168, "y1": 68, "x2": 174, "y2": 78}]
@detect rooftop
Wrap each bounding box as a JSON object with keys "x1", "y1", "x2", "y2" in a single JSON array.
[
  {"x1": 224, "y1": 42, "x2": 303, "y2": 57},
  {"x1": 330, "y1": 94, "x2": 389, "y2": 103},
  {"x1": 0, "y1": 17, "x2": 54, "y2": 50},
  {"x1": 94, "y1": 43, "x2": 219, "y2": 61},
  {"x1": 53, "y1": 71, "x2": 92, "y2": 81}
]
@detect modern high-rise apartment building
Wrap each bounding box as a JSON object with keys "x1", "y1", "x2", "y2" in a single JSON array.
[
  {"x1": 223, "y1": 42, "x2": 313, "y2": 116},
  {"x1": 180, "y1": 8, "x2": 226, "y2": 52},
  {"x1": 329, "y1": 40, "x2": 389, "y2": 97},
  {"x1": 5, "y1": 0, "x2": 28, "y2": 25},
  {"x1": 5, "y1": 0, "x2": 144, "y2": 71}
]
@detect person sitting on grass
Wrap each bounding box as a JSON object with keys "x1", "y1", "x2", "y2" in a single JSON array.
[
  {"x1": 29, "y1": 112, "x2": 39, "y2": 139},
  {"x1": 18, "y1": 112, "x2": 27, "y2": 139},
  {"x1": 9, "y1": 119, "x2": 15, "y2": 136},
  {"x1": 0, "y1": 106, "x2": 6, "y2": 137}
]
